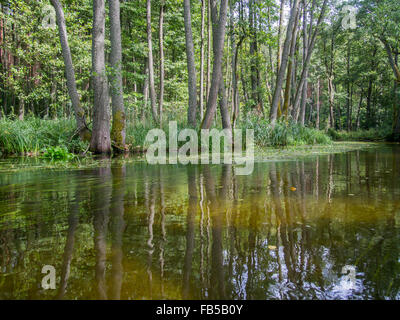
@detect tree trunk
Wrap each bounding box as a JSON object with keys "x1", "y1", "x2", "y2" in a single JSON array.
[
  {"x1": 141, "y1": 59, "x2": 149, "y2": 122},
  {"x1": 206, "y1": 0, "x2": 212, "y2": 99},
  {"x1": 183, "y1": 0, "x2": 198, "y2": 127},
  {"x1": 299, "y1": 0, "x2": 308, "y2": 126},
  {"x1": 18, "y1": 98, "x2": 24, "y2": 120},
  {"x1": 269, "y1": 0, "x2": 300, "y2": 125},
  {"x1": 249, "y1": 0, "x2": 258, "y2": 109},
  {"x1": 146, "y1": 0, "x2": 159, "y2": 124},
  {"x1": 159, "y1": 1, "x2": 165, "y2": 125},
  {"x1": 109, "y1": 0, "x2": 126, "y2": 151},
  {"x1": 282, "y1": 8, "x2": 300, "y2": 120},
  {"x1": 232, "y1": 35, "x2": 245, "y2": 128},
  {"x1": 90, "y1": 0, "x2": 111, "y2": 154},
  {"x1": 201, "y1": 0, "x2": 229, "y2": 129},
  {"x1": 316, "y1": 79, "x2": 320, "y2": 129},
  {"x1": 200, "y1": 0, "x2": 206, "y2": 119},
  {"x1": 356, "y1": 89, "x2": 363, "y2": 130},
  {"x1": 51, "y1": 0, "x2": 89, "y2": 141},
  {"x1": 276, "y1": 0, "x2": 284, "y2": 79},
  {"x1": 366, "y1": 78, "x2": 373, "y2": 128},
  {"x1": 219, "y1": 66, "x2": 232, "y2": 137},
  {"x1": 292, "y1": 0, "x2": 328, "y2": 119},
  {"x1": 346, "y1": 40, "x2": 351, "y2": 132},
  {"x1": 328, "y1": 75, "x2": 335, "y2": 129}
]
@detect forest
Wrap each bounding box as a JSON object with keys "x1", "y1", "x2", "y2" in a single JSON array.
[
  {"x1": 0, "y1": 0, "x2": 399, "y2": 156},
  {"x1": 1, "y1": 0, "x2": 400, "y2": 302}
]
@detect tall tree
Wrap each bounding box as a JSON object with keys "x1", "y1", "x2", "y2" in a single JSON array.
[
  {"x1": 292, "y1": 0, "x2": 328, "y2": 124},
  {"x1": 109, "y1": 0, "x2": 126, "y2": 151},
  {"x1": 201, "y1": 0, "x2": 229, "y2": 129},
  {"x1": 183, "y1": 0, "x2": 198, "y2": 127},
  {"x1": 159, "y1": 0, "x2": 165, "y2": 125},
  {"x1": 270, "y1": 0, "x2": 300, "y2": 126},
  {"x1": 90, "y1": 0, "x2": 111, "y2": 154},
  {"x1": 282, "y1": 6, "x2": 300, "y2": 120},
  {"x1": 51, "y1": 0, "x2": 90, "y2": 141},
  {"x1": 199, "y1": 0, "x2": 206, "y2": 119},
  {"x1": 298, "y1": 0, "x2": 309, "y2": 126},
  {"x1": 146, "y1": 0, "x2": 159, "y2": 124}
]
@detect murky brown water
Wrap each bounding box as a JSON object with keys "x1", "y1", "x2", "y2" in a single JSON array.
[{"x1": 0, "y1": 144, "x2": 400, "y2": 300}]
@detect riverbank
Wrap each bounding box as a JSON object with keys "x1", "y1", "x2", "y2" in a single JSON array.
[
  {"x1": 0, "y1": 117, "x2": 333, "y2": 156},
  {"x1": 0, "y1": 141, "x2": 383, "y2": 173},
  {"x1": 254, "y1": 141, "x2": 381, "y2": 161},
  {"x1": 0, "y1": 117, "x2": 387, "y2": 165}
]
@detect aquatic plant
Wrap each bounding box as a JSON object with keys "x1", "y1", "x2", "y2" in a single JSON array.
[{"x1": 42, "y1": 146, "x2": 76, "y2": 161}]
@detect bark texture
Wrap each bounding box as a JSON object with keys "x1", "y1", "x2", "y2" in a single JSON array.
[
  {"x1": 90, "y1": 0, "x2": 111, "y2": 154},
  {"x1": 201, "y1": 0, "x2": 229, "y2": 129},
  {"x1": 109, "y1": 0, "x2": 126, "y2": 151},
  {"x1": 183, "y1": 0, "x2": 198, "y2": 126}
]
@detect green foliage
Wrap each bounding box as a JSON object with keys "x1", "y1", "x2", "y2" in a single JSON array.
[
  {"x1": 0, "y1": 116, "x2": 332, "y2": 156},
  {"x1": 242, "y1": 116, "x2": 332, "y2": 148},
  {"x1": 42, "y1": 146, "x2": 75, "y2": 161},
  {"x1": 126, "y1": 121, "x2": 153, "y2": 149},
  {"x1": 0, "y1": 117, "x2": 88, "y2": 155},
  {"x1": 328, "y1": 128, "x2": 392, "y2": 142}
]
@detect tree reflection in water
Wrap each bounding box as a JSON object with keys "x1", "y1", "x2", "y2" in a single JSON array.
[{"x1": 0, "y1": 145, "x2": 400, "y2": 299}]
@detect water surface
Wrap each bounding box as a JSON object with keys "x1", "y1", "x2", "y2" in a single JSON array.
[{"x1": 0, "y1": 144, "x2": 400, "y2": 300}]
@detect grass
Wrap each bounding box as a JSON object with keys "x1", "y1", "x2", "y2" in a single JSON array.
[
  {"x1": 0, "y1": 117, "x2": 88, "y2": 156},
  {"x1": 0, "y1": 116, "x2": 334, "y2": 156},
  {"x1": 242, "y1": 116, "x2": 332, "y2": 147}
]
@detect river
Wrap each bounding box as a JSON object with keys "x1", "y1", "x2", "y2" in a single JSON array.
[{"x1": 0, "y1": 144, "x2": 399, "y2": 299}]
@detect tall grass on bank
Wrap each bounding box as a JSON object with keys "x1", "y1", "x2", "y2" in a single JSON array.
[
  {"x1": 242, "y1": 117, "x2": 332, "y2": 147},
  {"x1": 0, "y1": 117, "x2": 332, "y2": 156},
  {"x1": 0, "y1": 117, "x2": 88, "y2": 155}
]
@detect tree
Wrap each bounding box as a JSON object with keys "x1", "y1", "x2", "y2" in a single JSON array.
[
  {"x1": 292, "y1": 0, "x2": 328, "y2": 125},
  {"x1": 51, "y1": 0, "x2": 90, "y2": 141},
  {"x1": 201, "y1": 0, "x2": 229, "y2": 130},
  {"x1": 109, "y1": 0, "x2": 126, "y2": 151},
  {"x1": 90, "y1": 0, "x2": 111, "y2": 154},
  {"x1": 183, "y1": 0, "x2": 198, "y2": 127},
  {"x1": 199, "y1": 0, "x2": 206, "y2": 119},
  {"x1": 146, "y1": 0, "x2": 159, "y2": 124},
  {"x1": 360, "y1": 0, "x2": 400, "y2": 139},
  {"x1": 159, "y1": 0, "x2": 165, "y2": 125},
  {"x1": 269, "y1": 0, "x2": 300, "y2": 126}
]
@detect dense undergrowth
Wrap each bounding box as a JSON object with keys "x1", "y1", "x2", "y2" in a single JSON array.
[
  {"x1": 242, "y1": 116, "x2": 332, "y2": 147},
  {"x1": 0, "y1": 117, "x2": 88, "y2": 156},
  {"x1": 1, "y1": 116, "x2": 335, "y2": 156},
  {"x1": 327, "y1": 127, "x2": 391, "y2": 142}
]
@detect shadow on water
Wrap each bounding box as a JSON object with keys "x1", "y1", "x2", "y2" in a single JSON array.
[{"x1": 0, "y1": 144, "x2": 400, "y2": 299}]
